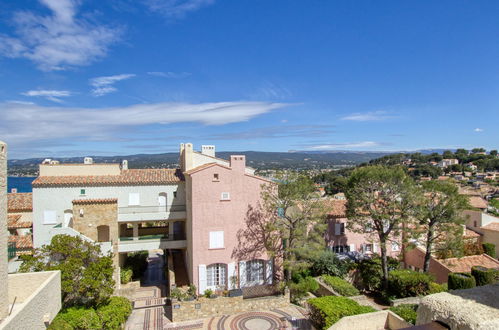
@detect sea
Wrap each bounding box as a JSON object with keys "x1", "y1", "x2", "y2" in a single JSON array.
[{"x1": 7, "y1": 177, "x2": 36, "y2": 193}]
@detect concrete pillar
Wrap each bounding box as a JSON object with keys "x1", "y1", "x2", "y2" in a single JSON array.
[
  {"x1": 0, "y1": 141, "x2": 8, "y2": 320},
  {"x1": 132, "y1": 223, "x2": 139, "y2": 241},
  {"x1": 168, "y1": 221, "x2": 174, "y2": 240}
]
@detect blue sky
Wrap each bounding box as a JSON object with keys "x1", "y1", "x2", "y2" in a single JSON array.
[{"x1": 1, "y1": 0, "x2": 498, "y2": 158}]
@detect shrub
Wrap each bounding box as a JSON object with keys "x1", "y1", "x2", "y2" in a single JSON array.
[
  {"x1": 124, "y1": 251, "x2": 148, "y2": 280},
  {"x1": 310, "y1": 250, "x2": 350, "y2": 278},
  {"x1": 58, "y1": 307, "x2": 101, "y2": 329},
  {"x1": 428, "y1": 282, "x2": 447, "y2": 294},
  {"x1": 97, "y1": 296, "x2": 132, "y2": 330},
  {"x1": 308, "y1": 296, "x2": 376, "y2": 329},
  {"x1": 120, "y1": 267, "x2": 133, "y2": 284},
  {"x1": 357, "y1": 257, "x2": 400, "y2": 292},
  {"x1": 321, "y1": 275, "x2": 359, "y2": 296},
  {"x1": 389, "y1": 304, "x2": 418, "y2": 324},
  {"x1": 204, "y1": 288, "x2": 214, "y2": 298},
  {"x1": 448, "y1": 272, "x2": 476, "y2": 290},
  {"x1": 290, "y1": 276, "x2": 319, "y2": 302},
  {"x1": 471, "y1": 266, "x2": 496, "y2": 286},
  {"x1": 482, "y1": 243, "x2": 496, "y2": 258},
  {"x1": 48, "y1": 317, "x2": 73, "y2": 330},
  {"x1": 387, "y1": 269, "x2": 433, "y2": 298}
]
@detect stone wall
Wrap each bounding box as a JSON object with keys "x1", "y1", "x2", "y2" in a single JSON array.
[
  {"x1": 390, "y1": 296, "x2": 421, "y2": 307},
  {"x1": 0, "y1": 141, "x2": 8, "y2": 321},
  {"x1": 329, "y1": 310, "x2": 411, "y2": 330},
  {"x1": 170, "y1": 290, "x2": 290, "y2": 322}
]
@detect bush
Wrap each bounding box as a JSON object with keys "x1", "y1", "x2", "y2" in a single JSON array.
[
  {"x1": 48, "y1": 317, "x2": 73, "y2": 330},
  {"x1": 290, "y1": 277, "x2": 319, "y2": 302},
  {"x1": 310, "y1": 250, "x2": 350, "y2": 278},
  {"x1": 124, "y1": 251, "x2": 148, "y2": 280},
  {"x1": 120, "y1": 267, "x2": 133, "y2": 284},
  {"x1": 389, "y1": 304, "x2": 418, "y2": 325},
  {"x1": 321, "y1": 275, "x2": 359, "y2": 296},
  {"x1": 97, "y1": 297, "x2": 132, "y2": 330},
  {"x1": 204, "y1": 288, "x2": 214, "y2": 298},
  {"x1": 308, "y1": 296, "x2": 376, "y2": 329},
  {"x1": 448, "y1": 272, "x2": 476, "y2": 290},
  {"x1": 387, "y1": 269, "x2": 433, "y2": 298},
  {"x1": 58, "y1": 307, "x2": 101, "y2": 329},
  {"x1": 471, "y1": 266, "x2": 496, "y2": 286},
  {"x1": 482, "y1": 243, "x2": 496, "y2": 258},
  {"x1": 357, "y1": 257, "x2": 400, "y2": 292},
  {"x1": 428, "y1": 282, "x2": 447, "y2": 294}
]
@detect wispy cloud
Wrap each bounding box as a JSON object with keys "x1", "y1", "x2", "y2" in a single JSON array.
[
  {"x1": 208, "y1": 125, "x2": 334, "y2": 141},
  {"x1": 0, "y1": 101, "x2": 287, "y2": 148},
  {"x1": 0, "y1": 0, "x2": 122, "y2": 70},
  {"x1": 250, "y1": 81, "x2": 292, "y2": 100},
  {"x1": 145, "y1": 0, "x2": 215, "y2": 18},
  {"x1": 90, "y1": 74, "x2": 136, "y2": 96},
  {"x1": 147, "y1": 71, "x2": 192, "y2": 79},
  {"x1": 474, "y1": 128, "x2": 484, "y2": 132},
  {"x1": 341, "y1": 110, "x2": 393, "y2": 122},
  {"x1": 21, "y1": 89, "x2": 72, "y2": 103},
  {"x1": 300, "y1": 141, "x2": 383, "y2": 150}
]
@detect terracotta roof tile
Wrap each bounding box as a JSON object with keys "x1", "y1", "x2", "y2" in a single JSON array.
[
  {"x1": 32, "y1": 169, "x2": 184, "y2": 187},
  {"x1": 437, "y1": 254, "x2": 499, "y2": 273},
  {"x1": 325, "y1": 199, "x2": 347, "y2": 217},
  {"x1": 464, "y1": 228, "x2": 481, "y2": 238},
  {"x1": 7, "y1": 193, "x2": 32, "y2": 212},
  {"x1": 482, "y1": 222, "x2": 499, "y2": 232},
  {"x1": 8, "y1": 214, "x2": 32, "y2": 229},
  {"x1": 468, "y1": 196, "x2": 488, "y2": 209},
  {"x1": 73, "y1": 198, "x2": 118, "y2": 204},
  {"x1": 9, "y1": 235, "x2": 33, "y2": 249}
]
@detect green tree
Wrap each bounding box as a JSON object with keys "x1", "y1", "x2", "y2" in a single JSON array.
[
  {"x1": 325, "y1": 176, "x2": 348, "y2": 195},
  {"x1": 20, "y1": 234, "x2": 115, "y2": 308},
  {"x1": 490, "y1": 150, "x2": 498, "y2": 156},
  {"x1": 416, "y1": 181, "x2": 470, "y2": 272},
  {"x1": 472, "y1": 148, "x2": 486, "y2": 154},
  {"x1": 345, "y1": 166, "x2": 418, "y2": 289},
  {"x1": 442, "y1": 150, "x2": 454, "y2": 159}
]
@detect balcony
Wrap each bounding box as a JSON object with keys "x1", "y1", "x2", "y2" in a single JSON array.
[
  {"x1": 117, "y1": 204, "x2": 186, "y2": 222},
  {"x1": 117, "y1": 233, "x2": 187, "y2": 253}
]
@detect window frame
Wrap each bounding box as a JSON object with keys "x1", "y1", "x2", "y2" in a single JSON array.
[
  {"x1": 220, "y1": 192, "x2": 230, "y2": 201},
  {"x1": 206, "y1": 263, "x2": 227, "y2": 288}
]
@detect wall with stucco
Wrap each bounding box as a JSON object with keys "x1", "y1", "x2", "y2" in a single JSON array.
[
  {"x1": 404, "y1": 247, "x2": 450, "y2": 283},
  {"x1": 328, "y1": 310, "x2": 410, "y2": 330},
  {"x1": 0, "y1": 141, "x2": 8, "y2": 320},
  {"x1": 39, "y1": 163, "x2": 121, "y2": 176}
]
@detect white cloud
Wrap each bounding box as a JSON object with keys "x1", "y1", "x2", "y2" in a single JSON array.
[
  {"x1": 0, "y1": 0, "x2": 121, "y2": 70},
  {"x1": 0, "y1": 101, "x2": 287, "y2": 146},
  {"x1": 305, "y1": 141, "x2": 382, "y2": 150},
  {"x1": 21, "y1": 89, "x2": 72, "y2": 103},
  {"x1": 90, "y1": 74, "x2": 136, "y2": 96},
  {"x1": 147, "y1": 71, "x2": 192, "y2": 78},
  {"x1": 145, "y1": 0, "x2": 215, "y2": 18},
  {"x1": 341, "y1": 111, "x2": 393, "y2": 121},
  {"x1": 474, "y1": 128, "x2": 484, "y2": 132}
]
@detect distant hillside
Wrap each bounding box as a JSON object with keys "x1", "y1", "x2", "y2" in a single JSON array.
[{"x1": 7, "y1": 151, "x2": 391, "y2": 176}]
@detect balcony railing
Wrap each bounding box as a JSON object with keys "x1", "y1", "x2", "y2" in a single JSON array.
[
  {"x1": 119, "y1": 233, "x2": 186, "y2": 242},
  {"x1": 118, "y1": 204, "x2": 186, "y2": 214}
]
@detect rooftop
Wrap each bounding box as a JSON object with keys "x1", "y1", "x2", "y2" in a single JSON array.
[
  {"x1": 8, "y1": 214, "x2": 32, "y2": 229},
  {"x1": 7, "y1": 192, "x2": 32, "y2": 212},
  {"x1": 482, "y1": 222, "x2": 499, "y2": 232},
  {"x1": 468, "y1": 196, "x2": 488, "y2": 209},
  {"x1": 73, "y1": 198, "x2": 118, "y2": 204},
  {"x1": 437, "y1": 254, "x2": 499, "y2": 273}
]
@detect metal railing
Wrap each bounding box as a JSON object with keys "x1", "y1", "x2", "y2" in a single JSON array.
[
  {"x1": 118, "y1": 233, "x2": 186, "y2": 242},
  {"x1": 118, "y1": 204, "x2": 186, "y2": 214}
]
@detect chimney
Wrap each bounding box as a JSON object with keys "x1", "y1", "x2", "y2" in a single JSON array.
[
  {"x1": 11, "y1": 188, "x2": 17, "y2": 193},
  {"x1": 201, "y1": 145, "x2": 216, "y2": 157},
  {"x1": 181, "y1": 143, "x2": 194, "y2": 171},
  {"x1": 122, "y1": 160, "x2": 128, "y2": 170},
  {"x1": 230, "y1": 155, "x2": 246, "y2": 173}
]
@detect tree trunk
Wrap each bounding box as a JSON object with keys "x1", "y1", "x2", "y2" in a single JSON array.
[
  {"x1": 423, "y1": 226, "x2": 434, "y2": 273},
  {"x1": 380, "y1": 238, "x2": 389, "y2": 291}
]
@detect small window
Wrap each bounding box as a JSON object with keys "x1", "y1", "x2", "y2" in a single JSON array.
[
  {"x1": 221, "y1": 192, "x2": 230, "y2": 201},
  {"x1": 173, "y1": 191, "x2": 177, "y2": 198},
  {"x1": 43, "y1": 210, "x2": 57, "y2": 224},
  {"x1": 213, "y1": 173, "x2": 219, "y2": 181},
  {"x1": 128, "y1": 193, "x2": 140, "y2": 206},
  {"x1": 365, "y1": 244, "x2": 373, "y2": 252},
  {"x1": 209, "y1": 231, "x2": 224, "y2": 249},
  {"x1": 474, "y1": 221, "x2": 477, "y2": 227},
  {"x1": 80, "y1": 189, "x2": 86, "y2": 195}
]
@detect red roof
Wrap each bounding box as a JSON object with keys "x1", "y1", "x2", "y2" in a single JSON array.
[
  {"x1": 326, "y1": 199, "x2": 347, "y2": 217},
  {"x1": 468, "y1": 196, "x2": 488, "y2": 209},
  {"x1": 464, "y1": 228, "x2": 481, "y2": 238},
  {"x1": 7, "y1": 193, "x2": 32, "y2": 212},
  {"x1": 9, "y1": 235, "x2": 33, "y2": 249},
  {"x1": 73, "y1": 198, "x2": 118, "y2": 204},
  {"x1": 437, "y1": 254, "x2": 499, "y2": 273},
  {"x1": 482, "y1": 222, "x2": 499, "y2": 232},
  {"x1": 8, "y1": 214, "x2": 32, "y2": 229},
  {"x1": 32, "y1": 169, "x2": 184, "y2": 187}
]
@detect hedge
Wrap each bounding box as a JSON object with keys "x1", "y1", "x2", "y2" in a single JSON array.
[
  {"x1": 428, "y1": 282, "x2": 447, "y2": 294},
  {"x1": 389, "y1": 304, "x2": 418, "y2": 325},
  {"x1": 387, "y1": 269, "x2": 433, "y2": 298},
  {"x1": 290, "y1": 276, "x2": 319, "y2": 302},
  {"x1": 57, "y1": 307, "x2": 101, "y2": 329},
  {"x1": 307, "y1": 296, "x2": 376, "y2": 329},
  {"x1": 448, "y1": 272, "x2": 476, "y2": 290},
  {"x1": 97, "y1": 296, "x2": 133, "y2": 329},
  {"x1": 482, "y1": 243, "x2": 496, "y2": 258},
  {"x1": 471, "y1": 266, "x2": 496, "y2": 286},
  {"x1": 321, "y1": 275, "x2": 359, "y2": 297}
]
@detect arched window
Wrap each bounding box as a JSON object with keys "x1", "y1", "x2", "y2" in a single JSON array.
[
  {"x1": 207, "y1": 263, "x2": 226, "y2": 288},
  {"x1": 158, "y1": 192, "x2": 167, "y2": 209},
  {"x1": 97, "y1": 225, "x2": 110, "y2": 242}
]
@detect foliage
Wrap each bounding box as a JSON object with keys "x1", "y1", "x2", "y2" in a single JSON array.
[
  {"x1": 320, "y1": 275, "x2": 359, "y2": 296},
  {"x1": 307, "y1": 296, "x2": 376, "y2": 329},
  {"x1": 428, "y1": 282, "x2": 447, "y2": 294},
  {"x1": 356, "y1": 256, "x2": 400, "y2": 292},
  {"x1": 289, "y1": 276, "x2": 319, "y2": 302},
  {"x1": 389, "y1": 304, "x2": 418, "y2": 325},
  {"x1": 187, "y1": 284, "x2": 197, "y2": 297},
  {"x1": 57, "y1": 307, "x2": 102, "y2": 330},
  {"x1": 471, "y1": 266, "x2": 496, "y2": 286},
  {"x1": 463, "y1": 241, "x2": 484, "y2": 256},
  {"x1": 387, "y1": 269, "x2": 433, "y2": 298},
  {"x1": 448, "y1": 272, "x2": 476, "y2": 290},
  {"x1": 310, "y1": 250, "x2": 350, "y2": 278},
  {"x1": 346, "y1": 166, "x2": 418, "y2": 289},
  {"x1": 47, "y1": 317, "x2": 73, "y2": 330},
  {"x1": 96, "y1": 297, "x2": 132, "y2": 330},
  {"x1": 120, "y1": 267, "x2": 133, "y2": 284},
  {"x1": 482, "y1": 243, "x2": 496, "y2": 258},
  {"x1": 124, "y1": 251, "x2": 148, "y2": 280},
  {"x1": 19, "y1": 234, "x2": 114, "y2": 308},
  {"x1": 204, "y1": 288, "x2": 214, "y2": 298}
]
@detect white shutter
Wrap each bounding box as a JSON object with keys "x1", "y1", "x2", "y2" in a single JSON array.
[
  {"x1": 349, "y1": 244, "x2": 355, "y2": 252},
  {"x1": 227, "y1": 262, "x2": 236, "y2": 289},
  {"x1": 209, "y1": 231, "x2": 224, "y2": 249},
  {"x1": 373, "y1": 243, "x2": 379, "y2": 253},
  {"x1": 266, "y1": 259, "x2": 273, "y2": 284},
  {"x1": 63, "y1": 212, "x2": 72, "y2": 227},
  {"x1": 198, "y1": 264, "x2": 207, "y2": 294},
  {"x1": 43, "y1": 210, "x2": 56, "y2": 224},
  {"x1": 334, "y1": 223, "x2": 341, "y2": 235},
  {"x1": 239, "y1": 261, "x2": 247, "y2": 288},
  {"x1": 129, "y1": 193, "x2": 140, "y2": 206}
]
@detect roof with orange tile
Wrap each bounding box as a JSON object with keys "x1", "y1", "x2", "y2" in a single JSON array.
[
  {"x1": 7, "y1": 192, "x2": 32, "y2": 212},
  {"x1": 9, "y1": 235, "x2": 33, "y2": 249},
  {"x1": 464, "y1": 228, "x2": 481, "y2": 238},
  {"x1": 8, "y1": 214, "x2": 32, "y2": 229},
  {"x1": 325, "y1": 199, "x2": 347, "y2": 217},
  {"x1": 482, "y1": 222, "x2": 499, "y2": 232},
  {"x1": 437, "y1": 254, "x2": 499, "y2": 273},
  {"x1": 32, "y1": 168, "x2": 184, "y2": 187},
  {"x1": 468, "y1": 196, "x2": 488, "y2": 209},
  {"x1": 73, "y1": 198, "x2": 118, "y2": 204}
]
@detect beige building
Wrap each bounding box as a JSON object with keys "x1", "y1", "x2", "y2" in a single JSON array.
[
  {"x1": 0, "y1": 141, "x2": 61, "y2": 330},
  {"x1": 464, "y1": 210, "x2": 499, "y2": 257}
]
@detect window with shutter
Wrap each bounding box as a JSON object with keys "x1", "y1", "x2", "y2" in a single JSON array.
[
  {"x1": 209, "y1": 231, "x2": 224, "y2": 249},
  {"x1": 43, "y1": 210, "x2": 57, "y2": 224}
]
